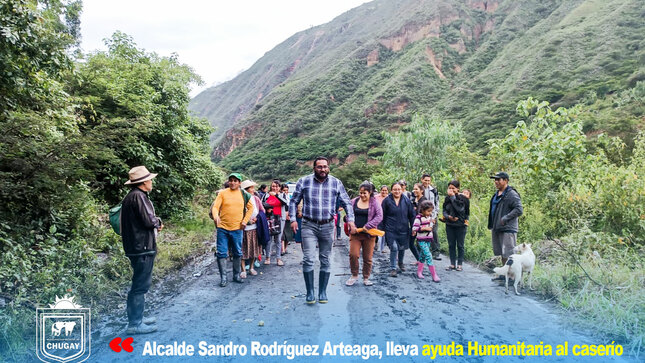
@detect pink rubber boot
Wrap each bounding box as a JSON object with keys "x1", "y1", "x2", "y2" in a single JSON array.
[
  {"x1": 428, "y1": 265, "x2": 440, "y2": 282},
  {"x1": 416, "y1": 261, "x2": 425, "y2": 279}
]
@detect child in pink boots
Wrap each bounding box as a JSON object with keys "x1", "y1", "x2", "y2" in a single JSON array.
[{"x1": 412, "y1": 201, "x2": 440, "y2": 282}]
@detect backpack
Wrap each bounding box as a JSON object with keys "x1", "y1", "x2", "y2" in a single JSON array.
[
  {"x1": 209, "y1": 188, "x2": 252, "y2": 221},
  {"x1": 109, "y1": 203, "x2": 122, "y2": 235}
]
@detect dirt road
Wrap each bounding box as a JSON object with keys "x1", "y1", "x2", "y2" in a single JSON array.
[{"x1": 90, "y1": 236, "x2": 633, "y2": 362}]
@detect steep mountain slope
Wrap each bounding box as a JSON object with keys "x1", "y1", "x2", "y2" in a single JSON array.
[{"x1": 189, "y1": 0, "x2": 644, "y2": 179}]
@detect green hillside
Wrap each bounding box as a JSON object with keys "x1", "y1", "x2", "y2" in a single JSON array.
[{"x1": 189, "y1": 0, "x2": 644, "y2": 179}]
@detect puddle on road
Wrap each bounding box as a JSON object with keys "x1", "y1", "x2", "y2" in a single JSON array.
[{"x1": 315, "y1": 269, "x2": 353, "y2": 345}]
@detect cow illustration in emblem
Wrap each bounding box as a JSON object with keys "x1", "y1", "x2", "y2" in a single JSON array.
[{"x1": 51, "y1": 321, "x2": 76, "y2": 337}]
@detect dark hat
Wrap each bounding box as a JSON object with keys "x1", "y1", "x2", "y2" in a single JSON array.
[{"x1": 490, "y1": 171, "x2": 510, "y2": 180}]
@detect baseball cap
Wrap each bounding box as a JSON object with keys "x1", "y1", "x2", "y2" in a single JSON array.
[
  {"x1": 228, "y1": 172, "x2": 243, "y2": 181},
  {"x1": 490, "y1": 171, "x2": 510, "y2": 180}
]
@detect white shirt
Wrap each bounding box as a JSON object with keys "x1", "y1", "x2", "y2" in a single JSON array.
[{"x1": 244, "y1": 196, "x2": 259, "y2": 231}]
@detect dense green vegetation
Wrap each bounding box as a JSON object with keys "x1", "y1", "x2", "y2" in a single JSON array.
[
  {"x1": 374, "y1": 98, "x2": 644, "y2": 355},
  {"x1": 1, "y1": 0, "x2": 643, "y2": 360},
  {"x1": 0, "y1": 1, "x2": 223, "y2": 359},
  {"x1": 192, "y1": 0, "x2": 643, "y2": 180},
  {"x1": 192, "y1": 2, "x2": 644, "y2": 351}
]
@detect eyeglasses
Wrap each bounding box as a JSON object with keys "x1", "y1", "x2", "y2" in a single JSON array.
[{"x1": 314, "y1": 166, "x2": 329, "y2": 170}]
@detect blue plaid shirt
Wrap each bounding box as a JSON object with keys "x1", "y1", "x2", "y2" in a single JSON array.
[{"x1": 289, "y1": 174, "x2": 354, "y2": 222}]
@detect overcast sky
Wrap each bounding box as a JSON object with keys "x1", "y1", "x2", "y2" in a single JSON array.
[{"x1": 80, "y1": 0, "x2": 368, "y2": 97}]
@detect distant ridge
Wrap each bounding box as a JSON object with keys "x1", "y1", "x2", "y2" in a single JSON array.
[{"x1": 189, "y1": 0, "x2": 644, "y2": 179}]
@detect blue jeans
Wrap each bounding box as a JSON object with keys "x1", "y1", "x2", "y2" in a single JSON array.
[
  {"x1": 216, "y1": 228, "x2": 243, "y2": 258},
  {"x1": 388, "y1": 238, "x2": 406, "y2": 270},
  {"x1": 378, "y1": 236, "x2": 386, "y2": 252},
  {"x1": 301, "y1": 219, "x2": 334, "y2": 273},
  {"x1": 266, "y1": 219, "x2": 285, "y2": 259}
]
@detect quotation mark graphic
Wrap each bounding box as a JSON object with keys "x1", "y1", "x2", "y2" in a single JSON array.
[{"x1": 110, "y1": 337, "x2": 134, "y2": 353}]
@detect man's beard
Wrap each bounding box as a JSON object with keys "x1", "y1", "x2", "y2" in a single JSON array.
[{"x1": 314, "y1": 170, "x2": 328, "y2": 180}]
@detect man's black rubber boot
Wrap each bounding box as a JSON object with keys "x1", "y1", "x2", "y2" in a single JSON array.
[
  {"x1": 318, "y1": 271, "x2": 330, "y2": 304},
  {"x1": 217, "y1": 257, "x2": 228, "y2": 287},
  {"x1": 303, "y1": 271, "x2": 316, "y2": 304},
  {"x1": 232, "y1": 256, "x2": 244, "y2": 283}
]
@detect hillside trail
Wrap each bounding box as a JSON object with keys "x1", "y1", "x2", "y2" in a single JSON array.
[{"x1": 89, "y1": 235, "x2": 634, "y2": 363}]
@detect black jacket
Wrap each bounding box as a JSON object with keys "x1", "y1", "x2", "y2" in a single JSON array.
[
  {"x1": 487, "y1": 186, "x2": 522, "y2": 233},
  {"x1": 381, "y1": 194, "x2": 415, "y2": 248},
  {"x1": 411, "y1": 196, "x2": 428, "y2": 214},
  {"x1": 121, "y1": 188, "x2": 162, "y2": 256},
  {"x1": 443, "y1": 194, "x2": 470, "y2": 227}
]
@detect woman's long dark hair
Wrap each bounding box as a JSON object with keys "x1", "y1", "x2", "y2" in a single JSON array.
[{"x1": 359, "y1": 180, "x2": 374, "y2": 197}]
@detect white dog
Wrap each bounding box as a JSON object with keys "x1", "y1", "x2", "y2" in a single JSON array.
[{"x1": 493, "y1": 243, "x2": 535, "y2": 295}]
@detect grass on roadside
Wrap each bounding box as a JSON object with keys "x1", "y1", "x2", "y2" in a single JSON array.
[
  {"x1": 0, "y1": 199, "x2": 216, "y2": 362},
  {"x1": 462, "y1": 216, "x2": 644, "y2": 359}
]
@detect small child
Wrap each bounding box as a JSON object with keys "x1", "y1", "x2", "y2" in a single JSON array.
[
  {"x1": 412, "y1": 201, "x2": 440, "y2": 282},
  {"x1": 265, "y1": 205, "x2": 281, "y2": 237},
  {"x1": 263, "y1": 204, "x2": 282, "y2": 265},
  {"x1": 461, "y1": 189, "x2": 471, "y2": 226}
]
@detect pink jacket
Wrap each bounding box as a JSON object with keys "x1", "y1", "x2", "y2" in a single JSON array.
[{"x1": 351, "y1": 196, "x2": 383, "y2": 230}]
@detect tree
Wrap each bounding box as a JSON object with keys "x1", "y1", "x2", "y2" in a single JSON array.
[
  {"x1": 0, "y1": 0, "x2": 87, "y2": 229},
  {"x1": 379, "y1": 114, "x2": 474, "y2": 189},
  {"x1": 0, "y1": 0, "x2": 80, "y2": 114},
  {"x1": 71, "y1": 32, "x2": 222, "y2": 216}
]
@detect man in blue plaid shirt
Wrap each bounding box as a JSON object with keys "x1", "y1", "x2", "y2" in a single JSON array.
[{"x1": 290, "y1": 157, "x2": 356, "y2": 304}]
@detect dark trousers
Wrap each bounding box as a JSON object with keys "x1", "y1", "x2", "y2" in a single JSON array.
[
  {"x1": 409, "y1": 235, "x2": 420, "y2": 261},
  {"x1": 446, "y1": 225, "x2": 467, "y2": 266},
  {"x1": 127, "y1": 254, "x2": 155, "y2": 326},
  {"x1": 430, "y1": 225, "x2": 440, "y2": 256}
]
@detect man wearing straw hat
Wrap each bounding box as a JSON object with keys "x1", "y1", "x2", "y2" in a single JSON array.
[{"x1": 121, "y1": 166, "x2": 164, "y2": 334}]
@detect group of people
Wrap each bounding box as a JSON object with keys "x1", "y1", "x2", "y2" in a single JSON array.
[
  {"x1": 343, "y1": 175, "x2": 471, "y2": 287},
  {"x1": 118, "y1": 158, "x2": 523, "y2": 333},
  {"x1": 210, "y1": 176, "x2": 298, "y2": 286}
]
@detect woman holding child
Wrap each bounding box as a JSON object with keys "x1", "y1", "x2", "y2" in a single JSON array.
[
  {"x1": 346, "y1": 181, "x2": 383, "y2": 287},
  {"x1": 263, "y1": 180, "x2": 288, "y2": 266},
  {"x1": 442, "y1": 180, "x2": 470, "y2": 272}
]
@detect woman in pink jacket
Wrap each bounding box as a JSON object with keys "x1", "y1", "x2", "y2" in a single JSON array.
[{"x1": 346, "y1": 181, "x2": 383, "y2": 286}]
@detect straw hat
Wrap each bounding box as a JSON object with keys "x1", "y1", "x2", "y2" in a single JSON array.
[
  {"x1": 240, "y1": 180, "x2": 258, "y2": 190},
  {"x1": 124, "y1": 166, "x2": 157, "y2": 185}
]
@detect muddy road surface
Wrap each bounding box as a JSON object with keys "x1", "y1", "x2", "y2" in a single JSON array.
[{"x1": 90, "y1": 236, "x2": 633, "y2": 363}]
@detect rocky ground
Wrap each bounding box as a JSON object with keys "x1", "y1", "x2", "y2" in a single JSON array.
[{"x1": 89, "y1": 236, "x2": 634, "y2": 363}]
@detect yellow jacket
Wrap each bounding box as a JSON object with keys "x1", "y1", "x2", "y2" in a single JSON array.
[{"x1": 211, "y1": 188, "x2": 254, "y2": 231}]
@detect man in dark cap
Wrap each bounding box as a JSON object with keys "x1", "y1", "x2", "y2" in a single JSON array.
[{"x1": 488, "y1": 172, "x2": 523, "y2": 272}]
